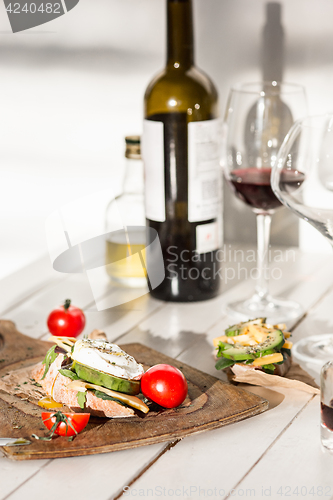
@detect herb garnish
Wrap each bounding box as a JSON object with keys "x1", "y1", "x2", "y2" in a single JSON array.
[
  {"x1": 215, "y1": 357, "x2": 235, "y2": 370},
  {"x1": 93, "y1": 390, "x2": 127, "y2": 407},
  {"x1": 77, "y1": 391, "x2": 87, "y2": 409},
  {"x1": 41, "y1": 345, "x2": 58, "y2": 380},
  {"x1": 58, "y1": 369, "x2": 80, "y2": 381}
]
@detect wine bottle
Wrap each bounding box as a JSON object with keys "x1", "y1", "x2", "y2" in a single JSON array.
[
  {"x1": 262, "y1": 2, "x2": 284, "y2": 83},
  {"x1": 142, "y1": 0, "x2": 222, "y2": 302},
  {"x1": 244, "y1": 3, "x2": 293, "y2": 170}
]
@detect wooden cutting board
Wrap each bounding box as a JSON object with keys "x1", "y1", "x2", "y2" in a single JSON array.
[{"x1": 0, "y1": 320, "x2": 268, "y2": 461}]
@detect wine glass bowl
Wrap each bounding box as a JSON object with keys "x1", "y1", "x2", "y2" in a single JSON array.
[
  {"x1": 223, "y1": 81, "x2": 307, "y2": 323},
  {"x1": 272, "y1": 114, "x2": 333, "y2": 244},
  {"x1": 272, "y1": 114, "x2": 333, "y2": 363}
]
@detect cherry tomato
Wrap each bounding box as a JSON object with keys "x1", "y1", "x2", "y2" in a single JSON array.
[
  {"x1": 41, "y1": 412, "x2": 90, "y2": 437},
  {"x1": 141, "y1": 364, "x2": 188, "y2": 409},
  {"x1": 47, "y1": 299, "x2": 85, "y2": 337}
]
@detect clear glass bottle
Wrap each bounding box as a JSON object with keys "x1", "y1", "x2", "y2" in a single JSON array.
[
  {"x1": 105, "y1": 136, "x2": 147, "y2": 287},
  {"x1": 321, "y1": 361, "x2": 333, "y2": 451}
]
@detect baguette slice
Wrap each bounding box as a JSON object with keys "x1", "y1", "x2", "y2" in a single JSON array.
[{"x1": 31, "y1": 355, "x2": 135, "y2": 418}]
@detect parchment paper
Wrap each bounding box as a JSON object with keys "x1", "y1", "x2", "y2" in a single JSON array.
[{"x1": 230, "y1": 362, "x2": 319, "y2": 395}]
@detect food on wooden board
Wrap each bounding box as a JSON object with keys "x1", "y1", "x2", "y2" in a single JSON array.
[
  {"x1": 141, "y1": 364, "x2": 188, "y2": 408},
  {"x1": 47, "y1": 299, "x2": 86, "y2": 338},
  {"x1": 32, "y1": 336, "x2": 149, "y2": 418},
  {"x1": 213, "y1": 318, "x2": 292, "y2": 376}
]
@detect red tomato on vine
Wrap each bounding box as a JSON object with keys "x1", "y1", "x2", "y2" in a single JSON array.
[{"x1": 47, "y1": 299, "x2": 85, "y2": 338}]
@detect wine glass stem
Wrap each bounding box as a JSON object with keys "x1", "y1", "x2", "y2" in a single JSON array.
[{"x1": 255, "y1": 213, "x2": 272, "y2": 301}]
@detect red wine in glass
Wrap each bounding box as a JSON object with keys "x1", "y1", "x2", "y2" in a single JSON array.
[
  {"x1": 229, "y1": 167, "x2": 305, "y2": 211},
  {"x1": 321, "y1": 402, "x2": 333, "y2": 431}
]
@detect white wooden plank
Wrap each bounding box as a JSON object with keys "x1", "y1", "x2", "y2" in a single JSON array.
[
  {"x1": 4, "y1": 247, "x2": 331, "y2": 344},
  {"x1": 274, "y1": 255, "x2": 333, "y2": 315},
  {"x1": 122, "y1": 388, "x2": 312, "y2": 498},
  {"x1": 0, "y1": 255, "x2": 64, "y2": 316},
  {"x1": 5, "y1": 271, "x2": 164, "y2": 341},
  {"x1": 83, "y1": 295, "x2": 164, "y2": 342},
  {"x1": 117, "y1": 296, "x2": 229, "y2": 359},
  {"x1": 5, "y1": 273, "x2": 95, "y2": 339},
  {"x1": 3, "y1": 233, "x2": 170, "y2": 340},
  {"x1": 3, "y1": 443, "x2": 168, "y2": 500},
  {"x1": 117, "y1": 250, "x2": 333, "y2": 361},
  {"x1": 35, "y1": 294, "x2": 164, "y2": 344},
  {"x1": 292, "y1": 286, "x2": 333, "y2": 344},
  {"x1": 237, "y1": 250, "x2": 333, "y2": 322},
  {"x1": 289, "y1": 282, "x2": 333, "y2": 386},
  {"x1": 235, "y1": 396, "x2": 333, "y2": 499},
  {"x1": 0, "y1": 456, "x2": 50, "y2": 500}
]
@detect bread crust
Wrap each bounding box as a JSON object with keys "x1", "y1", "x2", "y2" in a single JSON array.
[{"x1": 32, "y1": 354, "x2": 135, "y2": 418}]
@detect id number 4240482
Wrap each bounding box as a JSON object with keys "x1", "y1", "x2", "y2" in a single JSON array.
[
  {"x1": 5, "y1": 3, "x2": 61, "y2": 14},
  {"x1": 277, "y1": 486, "x2": 332, "y2": 496}
]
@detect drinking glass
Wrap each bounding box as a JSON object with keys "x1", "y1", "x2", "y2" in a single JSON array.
[
  {"x1": 272, "y1": 113, "x2": 333, "y2": 363},
  {"x1": 321, "y1": 361, "x2": 333, "y2": 451},
  {"x1": 223, "y1": 81, "x2": 307, "y2": 323}
]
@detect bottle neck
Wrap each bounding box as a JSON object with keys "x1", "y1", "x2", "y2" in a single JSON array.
[
  {"x1": 262, "y1": 3, "x2": 284, "y2": 82},
  {"x1": 166, "y1": 0, "x2": 194, "y2": 70},
  {"x1": 123, "y1": 157, "x2": 144, "y2": 195}
]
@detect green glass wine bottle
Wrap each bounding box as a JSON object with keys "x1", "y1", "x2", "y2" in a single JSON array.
[{"x1": 142, "y1": 0, "x2": 223, "y2": 302}]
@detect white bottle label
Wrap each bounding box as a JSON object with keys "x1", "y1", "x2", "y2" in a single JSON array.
[
  {"x1": 196, "y1": 221, "x2": 219, "y2": 254},
  {"x1": 188, "y1": 118, "x2": 223, "y2": 223},
  {"x1": 142, "y1": 120, "x2": 166, "y2": 222},
  {"x1": 142, "y1": 118, "x2": 223, "y2": 244}
]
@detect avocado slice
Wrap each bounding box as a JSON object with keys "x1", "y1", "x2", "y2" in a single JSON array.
[
  {"x1": 220, "y1": 328, "x2": 284, "y2": 361},
  {"x1": 74, "y1": 362, "x2": 140, "y2": 395},
  {"x1": 225, "y1": 317, "x2": 266, "y2": 337}
]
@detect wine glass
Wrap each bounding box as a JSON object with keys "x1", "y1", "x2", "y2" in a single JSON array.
[
  {"x1": 223, "y1": 81, "x2": 307, "y2": 323},
  {"x1": 272, "y1": 113, "x2": 333, "y2": 364}
]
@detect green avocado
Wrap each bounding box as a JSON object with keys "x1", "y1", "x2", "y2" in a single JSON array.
[
  {"x1": 219, "y1": 328, "x2": 284, "y2": 361},
  {"x1": 74, "y1": 362, "x2": 140, "y2": 395}
]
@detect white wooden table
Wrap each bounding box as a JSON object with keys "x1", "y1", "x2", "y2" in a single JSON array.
[{"x1": 1, "y1": 246, "x2": 333, "y2": 500}]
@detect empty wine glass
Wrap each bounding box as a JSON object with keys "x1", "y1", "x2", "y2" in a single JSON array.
[
  {"x1": 223, "y1": 81, "x2": 307, "y2": 323},
  {"x1": 272, "y1": 113, "x2": 333, "y2": 364}
]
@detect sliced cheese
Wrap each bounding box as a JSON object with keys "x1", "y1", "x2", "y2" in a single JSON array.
[
  {"x1": 282, "y1": 341, "x2": 293, "y2": 349},
  {"x1": 49, "y1": 336, "x2": 78, "y2": 343},
  {"x1": 49, "y1": 336, "x2": 77, "y2": 353},
  {"x1": 233, "y1": 334, "x2": 252, "y2": 345},
  {"x1": 274, "y1": 323, "x2": 287, "y2": 331},
  {"x1": 248, "y1": 325, "x2": 267, "y2": 343},
  {"x1": 66, "y1": 379, "x2": 149, "y2": 414},
  {"x1": 213, "y1": 335, "x2": 229, "y2": 347},
  {"x1": 213, "y1": 323, "x2": 288, "y2": 353},
  {"x1": 252, "y1": 353, "x2": 283, "y2": 367}
]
